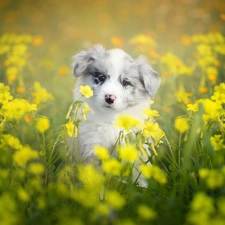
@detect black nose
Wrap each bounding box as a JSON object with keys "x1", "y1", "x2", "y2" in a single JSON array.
[{"x1": 105, "y1": 94, "x2": 116, "y2": 104}]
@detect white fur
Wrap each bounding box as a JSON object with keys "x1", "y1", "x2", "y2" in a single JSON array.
[{"x1": 71, "y1": 45, "x2": 161, "y2": 186}]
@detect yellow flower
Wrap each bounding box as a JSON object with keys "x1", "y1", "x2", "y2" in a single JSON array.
[
  {"x1": 17, "y1": 188, "x2": 30, "y2": 202},
  {"x1": 28, "y1": 163, "x2": 45, "y2": 175},
  {"x1": 65, "y1": 121, "x2": 77, "y2": 137},
  {"x1": 102, "y1": 158, "x2": 123, "y2": 176},
  {"x1": 210, "y1": 135, "x2": 225, "y2": 151},
  {"x1": 207, "y1": 66, "x2": 218, "y2": 77},
  {"x1": 0, "y1": 83, "x2": 10, "y2": 93},
  {"x1": 114, "y1": 114, "x2": 141, "y2": 131},
  {"x1": 13, "y1": 146, "x2": 39, "y2": 166},
  {"x1": 28, "y1": 103, "x2": 37, "y2": 112},
  {"x1": 0, "y1": 193, "x2": 20, "y2": 225},
  {"x1": 214, "y1": 83, "x2": 225, "y2": 93},
  {"x1": 36, "y1": 117, "x2": 50, "y2": 133},
  {"x1": 2, "y1": 134, "x2": 22, "y2": 150},
  {"x1": 205, "y1": 170, "x2": 224, "y2": 189},
  {"x1": 6, "y1": 66, "x2": 18, "y2": 77},
  {"x1": 201, "y1": 99, "x2": 222, "y2": 120},
  {"x1": 7, "y1": 74, "x2": 16, "y2": 84},
  {"x1": 12, "y1": 44, "x2": 27, "y2": 55},
  {"x1": 94, "y1": 146, "x2": 110, "y2": 160},
  {"x1": 211, "y1": 91, "x2": 225, "y2": 104},
  {"x1": 130, "y1": 34, "x2": 157, "y2": 48},
  {"x1": 187, "y1": 102, "x2": 199, "y2": 112},
  {"x1": 118, "y1": 144, "x2": 139, "y2": 163},
  {"x1": 142, "y1": 108, "x2": 159, "y2": 118},
  {"x1": 32, "y1": 82, "x2": 54, "y2": 104},
  {"x1": 106, "y1": 190, "x2": 126, "y2": 210},
  {"x1": 73, "y1": 188, "x2": 99, "y2": 208},
  {"x1": 95, "y1": 203, "x2": 110, "y2": 216},
  {"x1": 197, "y1": 44, "x2": 212, "y2": 56},
  {"x1": 190, "y1": 192, "x2": 215, "y2": 214},
  {"x1": 176, "y1": 90, "x2": 192, "y2": 105},
  {"x1": 79, "y1": 85, "x2": 93, "y2": 98},
  {"x1": 137, "y1": 204, "x2": 157, "y2": 220},
  {"x1": 77, "y1": 164, "x2": 104, "y2": 193},
  {"x1": 1, "y1": 99, "x2": 34, "y2": 121},
  {"x1": 0, "y1": 92, "x2": 13, "y2": 104},
  {"x1": 198, "y1": 168, "x2": 210, "y2": 179},
  {"x1": 139, "y1": 164, "x2": 167, "y2": 184},
  {"x1": 143, "y1": 121, "x2": 164, "y2": 144},
  {"x1": 174, "y1": 117, "x2": 189, "y2": 133}
]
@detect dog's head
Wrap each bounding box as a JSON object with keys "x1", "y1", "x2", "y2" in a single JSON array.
[{"x1": 72, "y1": 45, "x2": 160, "y2": 112}]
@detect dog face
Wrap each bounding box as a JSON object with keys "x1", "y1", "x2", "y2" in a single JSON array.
[{"x1": 72, "y1": 45, "x2": 160, "y2": 112}]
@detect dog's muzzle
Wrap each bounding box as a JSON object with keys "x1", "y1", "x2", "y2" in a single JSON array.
[{"x1": 105, "y1": 94, "x2": 116, "y2": 104}]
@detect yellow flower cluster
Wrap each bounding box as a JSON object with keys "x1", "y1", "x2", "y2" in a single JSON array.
[
  {"x1": 129, "y1": 34, "x2": 159, "y2": 59},
  {"x1": 210, "y1": 135, "x2": 225, "y2": 151},
  {"x1": 114, "y1": 108, "x2": 164, "y2": 147},
  {"x1": 130, "y1": 34, "x2": 157, "y2": 48},
  {"x1": 199, "y1": 167, "x2": 225, "y2": 189},
  {"x1": 68, "y1": 163, "x2": 127, "y2": 214},
  {"x1": 187, "y1": 192, "x2": 225, "y2": 225},
  {"x1": 0, "y1": 33, "x2": 38, "y2": 86},
  {"x1": 32, "y1": 82, "x2": 54, "y2": 105},
  {"x1": 137, "y1": 204, "x2": 157, "y2": 221},
  {"x1": 0, "y1": 83, "x2": 37, "y2": 122},
  {"x1": 139, "y1": 164, "x2": 167, "y2": 184},
  {"x1": 161, "y1": 53, "x2": 193, "y2": 76},
  {"x1": 65, "y1": 120, "x2": 77, "y2": 137},
  {"x1": 65, "y1": 100, "x2": 92, "y2": 138},
  {"x1": 143, "y1": 121, "x2": 164, "y2": 145},
  {"x1": 13, "y1": 146, "x2": 39, "y2": 167},
  {"x1": 1, "y1": 134, "x2": 39, "y2": 167},
  {"x1": 118, "y1": 144, "x2": 139, "y2": 163},
  {"x1": 187, "y1": 83, "x2": 225, "y2": 124}
]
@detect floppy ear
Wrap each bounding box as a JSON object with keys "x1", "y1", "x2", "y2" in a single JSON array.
[
  {"x1": 72, "y1": 45, "x2": 106, "y2": 77},
  {"x1": 136, "y1": 56, "x2": 161, "y2": 99}
]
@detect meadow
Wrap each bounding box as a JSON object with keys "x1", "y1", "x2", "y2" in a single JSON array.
[{"x1": 0, "y1": 0, "x2": 225, "y2": 224}]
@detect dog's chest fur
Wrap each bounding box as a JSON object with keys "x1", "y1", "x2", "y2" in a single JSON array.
[{"x1": 78, "y1": 118, "x2": 119, "y2": 160}]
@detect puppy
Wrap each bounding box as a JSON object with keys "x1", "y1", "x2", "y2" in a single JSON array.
[{"x1": 71, "y1": 45, "x2": 160, "y2": 184}]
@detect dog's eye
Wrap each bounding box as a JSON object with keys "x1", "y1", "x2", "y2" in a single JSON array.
[
  {"x1": 98, "y1": 74, "x2": 106, "y2": 82},
  {"x1": 122, "y1": 79, "x2": 132, "y2": 87}
]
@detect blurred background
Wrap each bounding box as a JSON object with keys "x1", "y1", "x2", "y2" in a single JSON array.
[{"x1": 1, "y1": 0, "x2": 225, "y2": 56}]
